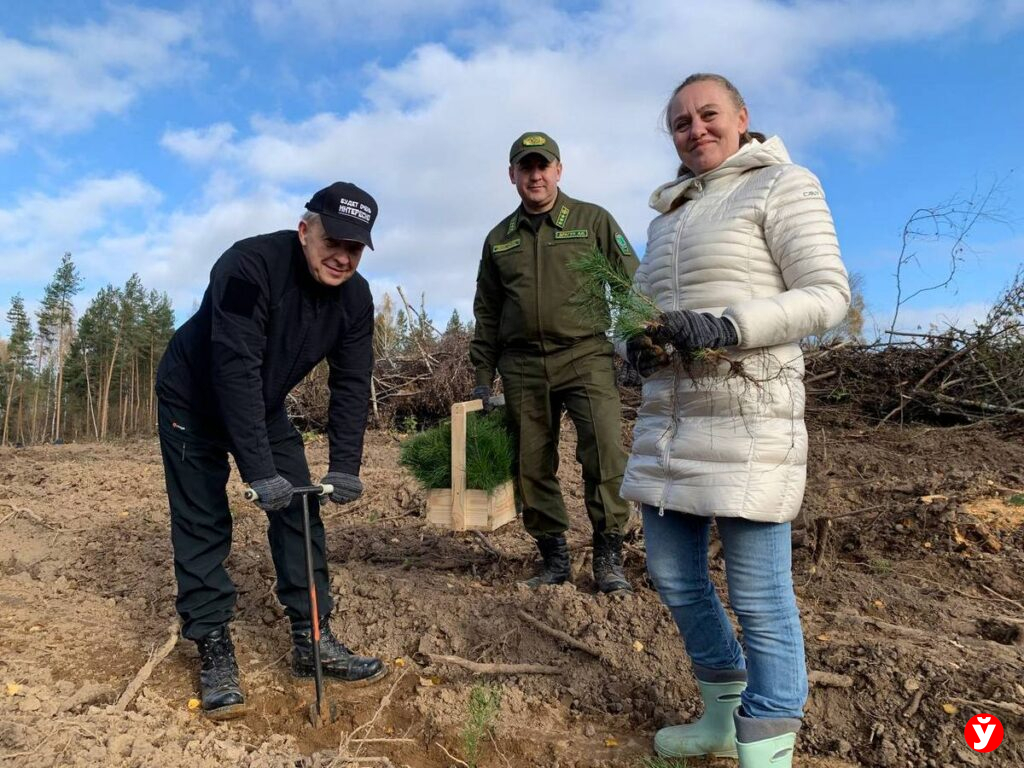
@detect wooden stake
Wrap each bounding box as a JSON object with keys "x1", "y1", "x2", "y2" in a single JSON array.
[{"x1": 450, "y1": 399, "x2": 484, "y2": 532}]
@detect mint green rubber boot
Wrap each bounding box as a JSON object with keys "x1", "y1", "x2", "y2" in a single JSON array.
[
  {"x1": 734, "y1": 711, "x2": 801, "y2": 767},
  {"x1": 654, "y1": 671, "x2": 746, "y2": 759}
]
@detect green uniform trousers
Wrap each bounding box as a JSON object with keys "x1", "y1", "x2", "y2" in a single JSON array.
[{"x1": 498, "y1": 336, "x2": 630, "y2": 538}]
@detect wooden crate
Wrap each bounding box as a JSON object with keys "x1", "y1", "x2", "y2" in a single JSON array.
[{"x1": 424, "y1": 399, "x2": 517, "y2": 532}]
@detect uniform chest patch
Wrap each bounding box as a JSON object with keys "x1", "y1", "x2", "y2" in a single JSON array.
[
  {"x1": 492, "y1": 238, "x2": 521, "y2": 254},
  {"x1": 554, "y1": 229, "x2": 589, "y2": 240}
]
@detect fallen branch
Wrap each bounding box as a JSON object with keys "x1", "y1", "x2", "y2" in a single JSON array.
[
  {"x1": 426, "y1": 653, "x2": 561, "y2": 676},
  {"x1": 922, "y1": 390, "x2": 1024, "y2": 416},
  {"x1": 902, "y1": 687, "x2": 924, "y2": 719},
  {"x1": 344, "y1": 668, "x2": 409, "y2": 752},
  {"x1": 807, "y1": 670, "x2": 854, "y2": 688},
  {"x1": 328, "y1": 758, "x2": 397, "y2": 767},
  {"x1": 516, "y1": 610, "x2": 604, "y2": 660},
  {"x1": 811, "y1": 518, "x2": 831, "y2": 571},
  {"x1": 113, "y1": 620, "x2": 179, "y2": 711},
  {"x1": 473, "y1": 531, "x2": 504, "y2": 558},
  {"x1": 435, "y1": 742, "x2": 470, "y2": 768},
  {"x1": 804, "y1": 369, "x2": 838, "y2": 385},
  {"x1": 0, "y1": 502, "x2": 58, "y2": 530},
  {"x1": 952, "y1": 697, "x2": 1024, "y2": 718},
  {"x1": 980, "y1": 584, "x2": 1024, "y2": 614},
  {"x1": 823, "y1": 504, "x2": 889, "y2": 522}
]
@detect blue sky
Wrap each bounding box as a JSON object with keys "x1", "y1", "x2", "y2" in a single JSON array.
[{"x1": 1, "y1": 0, "x2": 1021, "y2": 340}]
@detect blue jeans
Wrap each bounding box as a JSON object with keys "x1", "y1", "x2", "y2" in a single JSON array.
[{"x1": 642, "y1": 505, "x2": 807, "y2": 719}]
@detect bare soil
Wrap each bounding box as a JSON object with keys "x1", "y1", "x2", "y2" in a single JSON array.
[{"x1": 1, "y1": 412, "x2": 1022, "y2": 767}]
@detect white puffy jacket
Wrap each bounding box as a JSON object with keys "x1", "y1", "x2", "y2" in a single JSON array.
[{"x1": 620, "y1": 137, "x2": 850, "y2": 522}]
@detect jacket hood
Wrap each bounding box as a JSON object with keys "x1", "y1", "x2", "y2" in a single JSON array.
[{"x1": 649, "y1": 136, "x2": 792, "y2": 214}]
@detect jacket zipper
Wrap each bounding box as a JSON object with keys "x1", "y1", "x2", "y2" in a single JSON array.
[
  {"x1": 534, "y1": 229, "x2": 545, "y2": 350},
  {"x1": 658, "y1": 182, "x2": 703, "y2": 514}
]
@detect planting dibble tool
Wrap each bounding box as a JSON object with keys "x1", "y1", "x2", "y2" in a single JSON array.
[{"x1": 244, "y1": 482, "x2": 334, "y2": 726}]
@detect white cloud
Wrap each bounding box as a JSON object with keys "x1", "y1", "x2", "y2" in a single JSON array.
[
  {"x1": 161, "y1": 123, "x2": 238, "y2": 164},
  {"x1": 0, "y1": 175, "x2": 162, "y2": 284},
  {"x1": 160, "y1": 0, "x2": 998, "y2": 318},
  {"x1": 0, "y1": 6, "x2": 202, "y2": 134},
  {"x1": 4, "y1": 0, "x2": 1022, "y2": 332}
]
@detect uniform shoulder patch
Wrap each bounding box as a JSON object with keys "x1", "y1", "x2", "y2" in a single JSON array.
[
  {"x1": 506, "y1": 213, "x2": 518, "y2": 235},
  {"x1": 554, "y1": 229, "x2": 589, "y2": 240},
  {"x1": 555, "y1": 206, "x2": 570, "y2": 228},
  {"x1": 492, "y1": 238, "x2": 521, "y2": 254},
  {"x1": 614, "y1": 232, "x2": 632, "y2": 256},
  {"x1": 220, "y1": 276, "x2": 259, "y2": 318}
]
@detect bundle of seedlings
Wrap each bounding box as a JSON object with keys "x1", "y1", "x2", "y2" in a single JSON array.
[
  {"x1": 568, "y1": 247, "x2": 659, "y2": 341},
  {"x1": 570, "y1": 247, "x2": 736, "y2": 364},
  {"x1": 399, "y1": 409, "x2": 514, "y2": 494}
]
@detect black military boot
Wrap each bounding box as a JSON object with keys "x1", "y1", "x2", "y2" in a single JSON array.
[
  {"x1": 291, "y1": 615, "x2": 389, "y2": 685},
  {"x1": 592, "y1": 531, "x2": 633, "y2": 594},
  {"x1": 195, "y1": 625, "x2": 246, "y2": 720},
  {"x1": 525, "y1": 534, "x2": 571, "y2": 588}
]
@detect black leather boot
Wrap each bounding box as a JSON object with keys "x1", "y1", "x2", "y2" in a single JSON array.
[
  {"x1": 525, "y1": 534, "x2": 571, "y2": 588},
  {"x1": 592, "y1": 531, "x2": 633, "y2": 594},
  {"x1": 291, "y1": 615, "x2": 388, "y2": 685},
  {"x1": 195, "y1": 625, "x2": 246, "y2": 720}
]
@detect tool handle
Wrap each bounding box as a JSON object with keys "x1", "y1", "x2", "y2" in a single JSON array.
[{"x1": 244, "y1": 483, "x2": 334, "y2": 502}]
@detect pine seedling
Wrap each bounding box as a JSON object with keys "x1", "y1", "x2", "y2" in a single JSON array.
[
  {"x1": 399, "y1": 410, "x2": 514, "y2": 493},
  {"x1": 461, "y1": 683, "x2": 501, "y2": 768},
  {"x1": 569, "y1": 247, "x2": 659, "y2": 341}
]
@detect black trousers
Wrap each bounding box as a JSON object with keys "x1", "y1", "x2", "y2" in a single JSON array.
[{"x1": 158, "y1": 399, "x2": 333, "y2": 640}]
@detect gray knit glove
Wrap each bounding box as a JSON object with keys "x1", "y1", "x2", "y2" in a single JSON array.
[
  {"x1": 650, "y1": 310, "x2": 738, "y2": 353},
  {"x1": 626, "y1": 334, "x2": 670, "y2": 377},
  {"x1": 322, "y1": 471, "x2": 363, "y2": 505},
  {"x1": 248, "y1": 474, "x2": 294, "y2": 512},
  {"x1": 470, "y1": 384, "x2": 495, "y2": 413}
]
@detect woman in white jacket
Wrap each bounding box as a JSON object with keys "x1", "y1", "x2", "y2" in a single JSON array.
[{"x1": 622, "y1": 74, "x2": 850, "y2": 767}]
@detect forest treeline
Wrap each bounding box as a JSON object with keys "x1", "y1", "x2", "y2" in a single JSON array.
[
  {"x1": 0, "y1": 256, "x2": 473, "y2": 445},
  {"x1": 1, "y1": 253, "x2": 175, "y2": 445},
  {"x1": 2, "y1": 254, "x2": 1021, "y2": 447}
]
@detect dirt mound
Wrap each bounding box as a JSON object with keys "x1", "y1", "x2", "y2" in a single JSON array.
[{"x1": 1, "y1": 417, "x2": 1022, "y2": 767}]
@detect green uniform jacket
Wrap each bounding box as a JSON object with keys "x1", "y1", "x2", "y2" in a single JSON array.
[{"x1": 470, "y1": 190, "x2": 639, "y2": 387}]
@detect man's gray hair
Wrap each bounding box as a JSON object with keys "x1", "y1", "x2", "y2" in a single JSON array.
[{"x1": 300, "y1": 210, "x2": 320, "y2": 227}]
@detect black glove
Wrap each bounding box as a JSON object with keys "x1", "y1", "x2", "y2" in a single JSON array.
[
  {"x1": 322, "y1": 471, "x2": 363, "y2": 504},
  {"x1": 470, "y1": 384, "x2": 495, "y2": 413},
  {"x1": 248, "y1": 474, "x2": 294, "y2": 512},
  {"x1": 626, "y1": 334, "x2": 670, "y2": 377},
  {"x1": 650, "y1": 310, "x2": 738, "y2": 353}
]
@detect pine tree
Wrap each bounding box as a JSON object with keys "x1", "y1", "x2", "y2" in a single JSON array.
[
  {"x1": 395, "y1": 309, "x2": 410, "y2": 352},
  {"x1": 3, "y1": 295, "x2": 34, "y2": 446},
  {"x1": 67, "y1": 285, "x2": 120, "y2": 438},
  {"x1": 142, "y1": 290, "x2": 175, "y2": 428},
  {"x1": 445, "y1": 308, "x2": 463, "y2": 336},
  {"x1": 37, "y1": 252, "x2": 83, "y2": 442}
]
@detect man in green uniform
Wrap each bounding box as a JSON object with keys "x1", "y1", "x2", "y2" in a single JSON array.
[{"x1": 470, "y1": 131, "x2": 639, "y2": 593}]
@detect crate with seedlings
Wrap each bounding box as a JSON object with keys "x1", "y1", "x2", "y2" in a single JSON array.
[{"x1": 399, "y1": 399, "x2": 516, "y2": 531}]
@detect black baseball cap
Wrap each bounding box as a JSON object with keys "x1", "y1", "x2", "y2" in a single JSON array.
[
  {"x1": 304, "y1": 181, "x2": 378, "y2": 249},
  {"x1": 509, "y1": 132, "x2": 560, "y2": 165}
]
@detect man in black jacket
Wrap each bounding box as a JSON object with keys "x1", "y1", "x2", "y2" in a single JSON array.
[{"x1": 155, "y1": 181, "x2": 387, "y2": 719}]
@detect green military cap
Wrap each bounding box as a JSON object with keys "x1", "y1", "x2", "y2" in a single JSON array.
[{"x1": 509, "y1": 131, "x2": 560, "y2": 164}]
